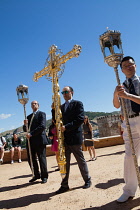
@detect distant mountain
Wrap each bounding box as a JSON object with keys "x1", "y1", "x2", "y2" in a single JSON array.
[
  {"x1": 84, "y1": 111, "x2": 119, "y2": 120},
  {"x1": 0, "y1": 111, "x2": 119, "y2": 136}
]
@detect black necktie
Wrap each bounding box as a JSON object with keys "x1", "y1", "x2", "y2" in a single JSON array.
[{"x1": 128, "y1": 78, "x2": 140, "y2": 113}]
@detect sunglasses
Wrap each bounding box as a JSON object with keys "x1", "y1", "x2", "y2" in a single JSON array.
[{"x1": 61, "y1": 91, "x2": 70, "y2": 95}]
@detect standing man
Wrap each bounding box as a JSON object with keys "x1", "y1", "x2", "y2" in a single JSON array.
[
  {"x1": 56, "y1": 86, "x2": 91, "y2": 194},
  {"x1": 23, "y1": 100, "x2": 48, "y2": 184},
  {"x1": 0, "y1": 136, "x2": 6, "y2": 164},
  {"x1": 113, "y1": 56, "x2": 140, "y2": 202}
]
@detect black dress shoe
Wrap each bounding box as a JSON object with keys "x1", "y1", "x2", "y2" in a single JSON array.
[
  {"x1": 83, "y1": 180, "x2": 92, "y2": 189},
  {"x1": 41, "y1": 178, "x2": 47, "y2": 184},
  {"x1": 29, "y1": 176, "x2": 40, "y2": 183},
  {"x1": 55, "y1": 186, "x2": 69, "y2": 194}
]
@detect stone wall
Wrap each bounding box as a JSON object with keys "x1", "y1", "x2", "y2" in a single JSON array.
[{"x1": 97, "y1": 115, "x2": 120, "y2": 137}]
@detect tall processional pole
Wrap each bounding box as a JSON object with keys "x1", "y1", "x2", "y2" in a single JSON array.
[{"x1": 16, "y1": 85, "x2": 34, "y2": 177}]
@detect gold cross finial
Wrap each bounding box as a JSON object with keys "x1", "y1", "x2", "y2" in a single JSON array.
[{"x1": 33, "y1": 44, "x2": 82, "y2": 82}]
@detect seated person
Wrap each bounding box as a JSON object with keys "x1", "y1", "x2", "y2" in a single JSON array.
[
  {"x1": 11, "y1": 133, "x2": 22, "y2": 164},
  {"x1": 0, "y1": 136, "x2": 6, "y2": 164}
]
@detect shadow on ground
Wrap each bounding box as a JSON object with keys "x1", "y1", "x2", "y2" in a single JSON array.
[
  {"x1": 0, "y1": 186, "x2": 84, "y2": 209},
  {"x1": 97, "y1": 150, "x2": 125, "y2": 158},
  {"x1": 81, "y1": 197, "x2": 140, "y2": 210},
  {"x1": 95, "y1": 178, "x2": 124, "y2": 189},
  {"x1": 0, "y1": 182, "x2": 40, "y2": 193},
  {"x1": 0, "y1": 193, "x2": 55, "y2": 209},
  {"x1": 9, "y1": 174, "x2": 31, "y2": 180}
]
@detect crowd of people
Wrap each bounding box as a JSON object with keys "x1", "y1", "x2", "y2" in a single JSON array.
[{"x1": 1, "y1": 55, "x2": 140, "y2": 203}]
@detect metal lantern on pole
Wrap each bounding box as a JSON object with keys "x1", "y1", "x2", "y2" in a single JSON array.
[
  {"x1": 100, "y1": 29, "x2": 123, "y2": 68},
  {"x1": 16, "y1": 84, "x2": 34, "y2": 177},
  {"x1": 16, "y1": 84, "x2": 29, "y2": 118},
  {"x1": 16, "y1": 84, "x2": 29, "y2": 104},
  {"x1": 99, "y1": 29, "x2": 140, "y2": 188}
]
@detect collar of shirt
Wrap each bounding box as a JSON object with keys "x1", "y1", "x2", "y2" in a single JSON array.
[
  {"x1": 65, "y1": 99, "x2": 72, "y2": 103},
  {"x1": 33, "y1": 109, "x2": 39, "y2": 115},
  {"x1": 126, "y1": 74, "x2": 139, "y2": 85}
]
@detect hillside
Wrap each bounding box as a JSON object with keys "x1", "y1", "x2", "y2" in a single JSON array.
[
  {"x1": 84, "y1": 111, "x2": 119, "y2": 120},
  {"x1": 0, "y1": 111, "x2": 119, "y2": 136}
]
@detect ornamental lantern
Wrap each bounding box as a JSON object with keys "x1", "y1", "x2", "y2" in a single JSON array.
[
  {"x1": 16, "y1": 84, "x2": 29, "y2": 105},
  {"x1": 99, "y1": 29, "x2": 123, "y2": 68}
]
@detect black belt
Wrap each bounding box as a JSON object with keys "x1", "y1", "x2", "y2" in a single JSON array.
[{"x1": 128, "y1": 113, "x2": 140, "y2": 118}]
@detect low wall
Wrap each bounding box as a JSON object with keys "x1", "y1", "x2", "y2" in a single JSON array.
[
  {"x1": 2, "y1": 135, "x2": 124, "y2": 163},
  {"x1": 82, "y1": 135, "x2": 124, "y2": 151},
  {"x1": 2, "y1": 146, "x2": 55, "y2": 164},
  {"x1": 95, "y1": 135, "x2": 124, "y2": 148}
]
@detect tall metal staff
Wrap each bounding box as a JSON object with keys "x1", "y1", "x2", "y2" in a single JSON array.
[
  {"x1": 99, "y1": 29, "x2": 140, "y2": 187},
  {"x1": 33, "y1": 44, "x2": 82, "y2": 178},
  {"x1": 16, "y1": 84, "x2": 34, "y2": 177}
]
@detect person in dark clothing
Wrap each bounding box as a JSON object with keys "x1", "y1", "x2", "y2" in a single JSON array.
[
  {"x1": 83, "y1": 116, "x2": 96, "y2": 161},
  {"x1": 56, "y1": 86, "x2": 91, "y2": 194},
  {"x1": 23, "y1": 100, "x2": 48, "y2": 184},
  {"x1": 11, "y1": 133, "x2": 22, "y2": 164}
]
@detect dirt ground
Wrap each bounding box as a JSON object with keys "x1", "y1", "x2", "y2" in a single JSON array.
[{"x1": 1, "y1": 144, "x2": 140, "y2": 210}]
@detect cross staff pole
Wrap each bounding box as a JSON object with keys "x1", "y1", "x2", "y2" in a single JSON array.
[
  {"x1": 99, "y1": 29, "x2": 140, "y2": 188},
  {"x1": 16, "y1": 85, "x2": 34, "y2": 177},
  {"x1": 33, "y1": 44, "x2": 82, "y2": 178}
]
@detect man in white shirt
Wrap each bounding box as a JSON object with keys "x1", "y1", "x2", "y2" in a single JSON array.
[{"x1": 113, "y1": 56, "x2": 140, "y2": 202}]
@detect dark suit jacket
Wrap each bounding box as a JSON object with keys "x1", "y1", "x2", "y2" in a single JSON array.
[
  {"x1": 61, "y1": 99, "x2": 84, "y2": 145},
  {"x1": 23, "y1": 110, "x2": 48, "y2": 147}
]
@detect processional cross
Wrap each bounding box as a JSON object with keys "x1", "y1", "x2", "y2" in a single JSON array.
[{"x1": 33, "y1": 44, "x2": 82, "y2": 178}]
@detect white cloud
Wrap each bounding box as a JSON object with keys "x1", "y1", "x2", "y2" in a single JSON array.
[
  {"x1": 0, "y1": 114, "x2": 13, "y2": 120},
  {"x1": 0, "y1": 128, "x2": 4, "y2": 131}
]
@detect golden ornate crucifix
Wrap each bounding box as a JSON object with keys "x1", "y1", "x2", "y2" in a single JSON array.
[{"x1": 33, "y1": 44, "x2": 82, "y2": 178}]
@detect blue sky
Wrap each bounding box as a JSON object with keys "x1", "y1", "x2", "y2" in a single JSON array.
[{"x1": 1, "y1": 0, "x2": 140, "y2": 132}]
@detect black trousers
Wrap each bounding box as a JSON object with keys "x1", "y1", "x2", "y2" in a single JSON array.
[
  {"x1": 27, "y1": 142, "x2": 48, "y2": 179},
  {"x1": 61, "y1": 144, "x2": 91, "y2": 188}
]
